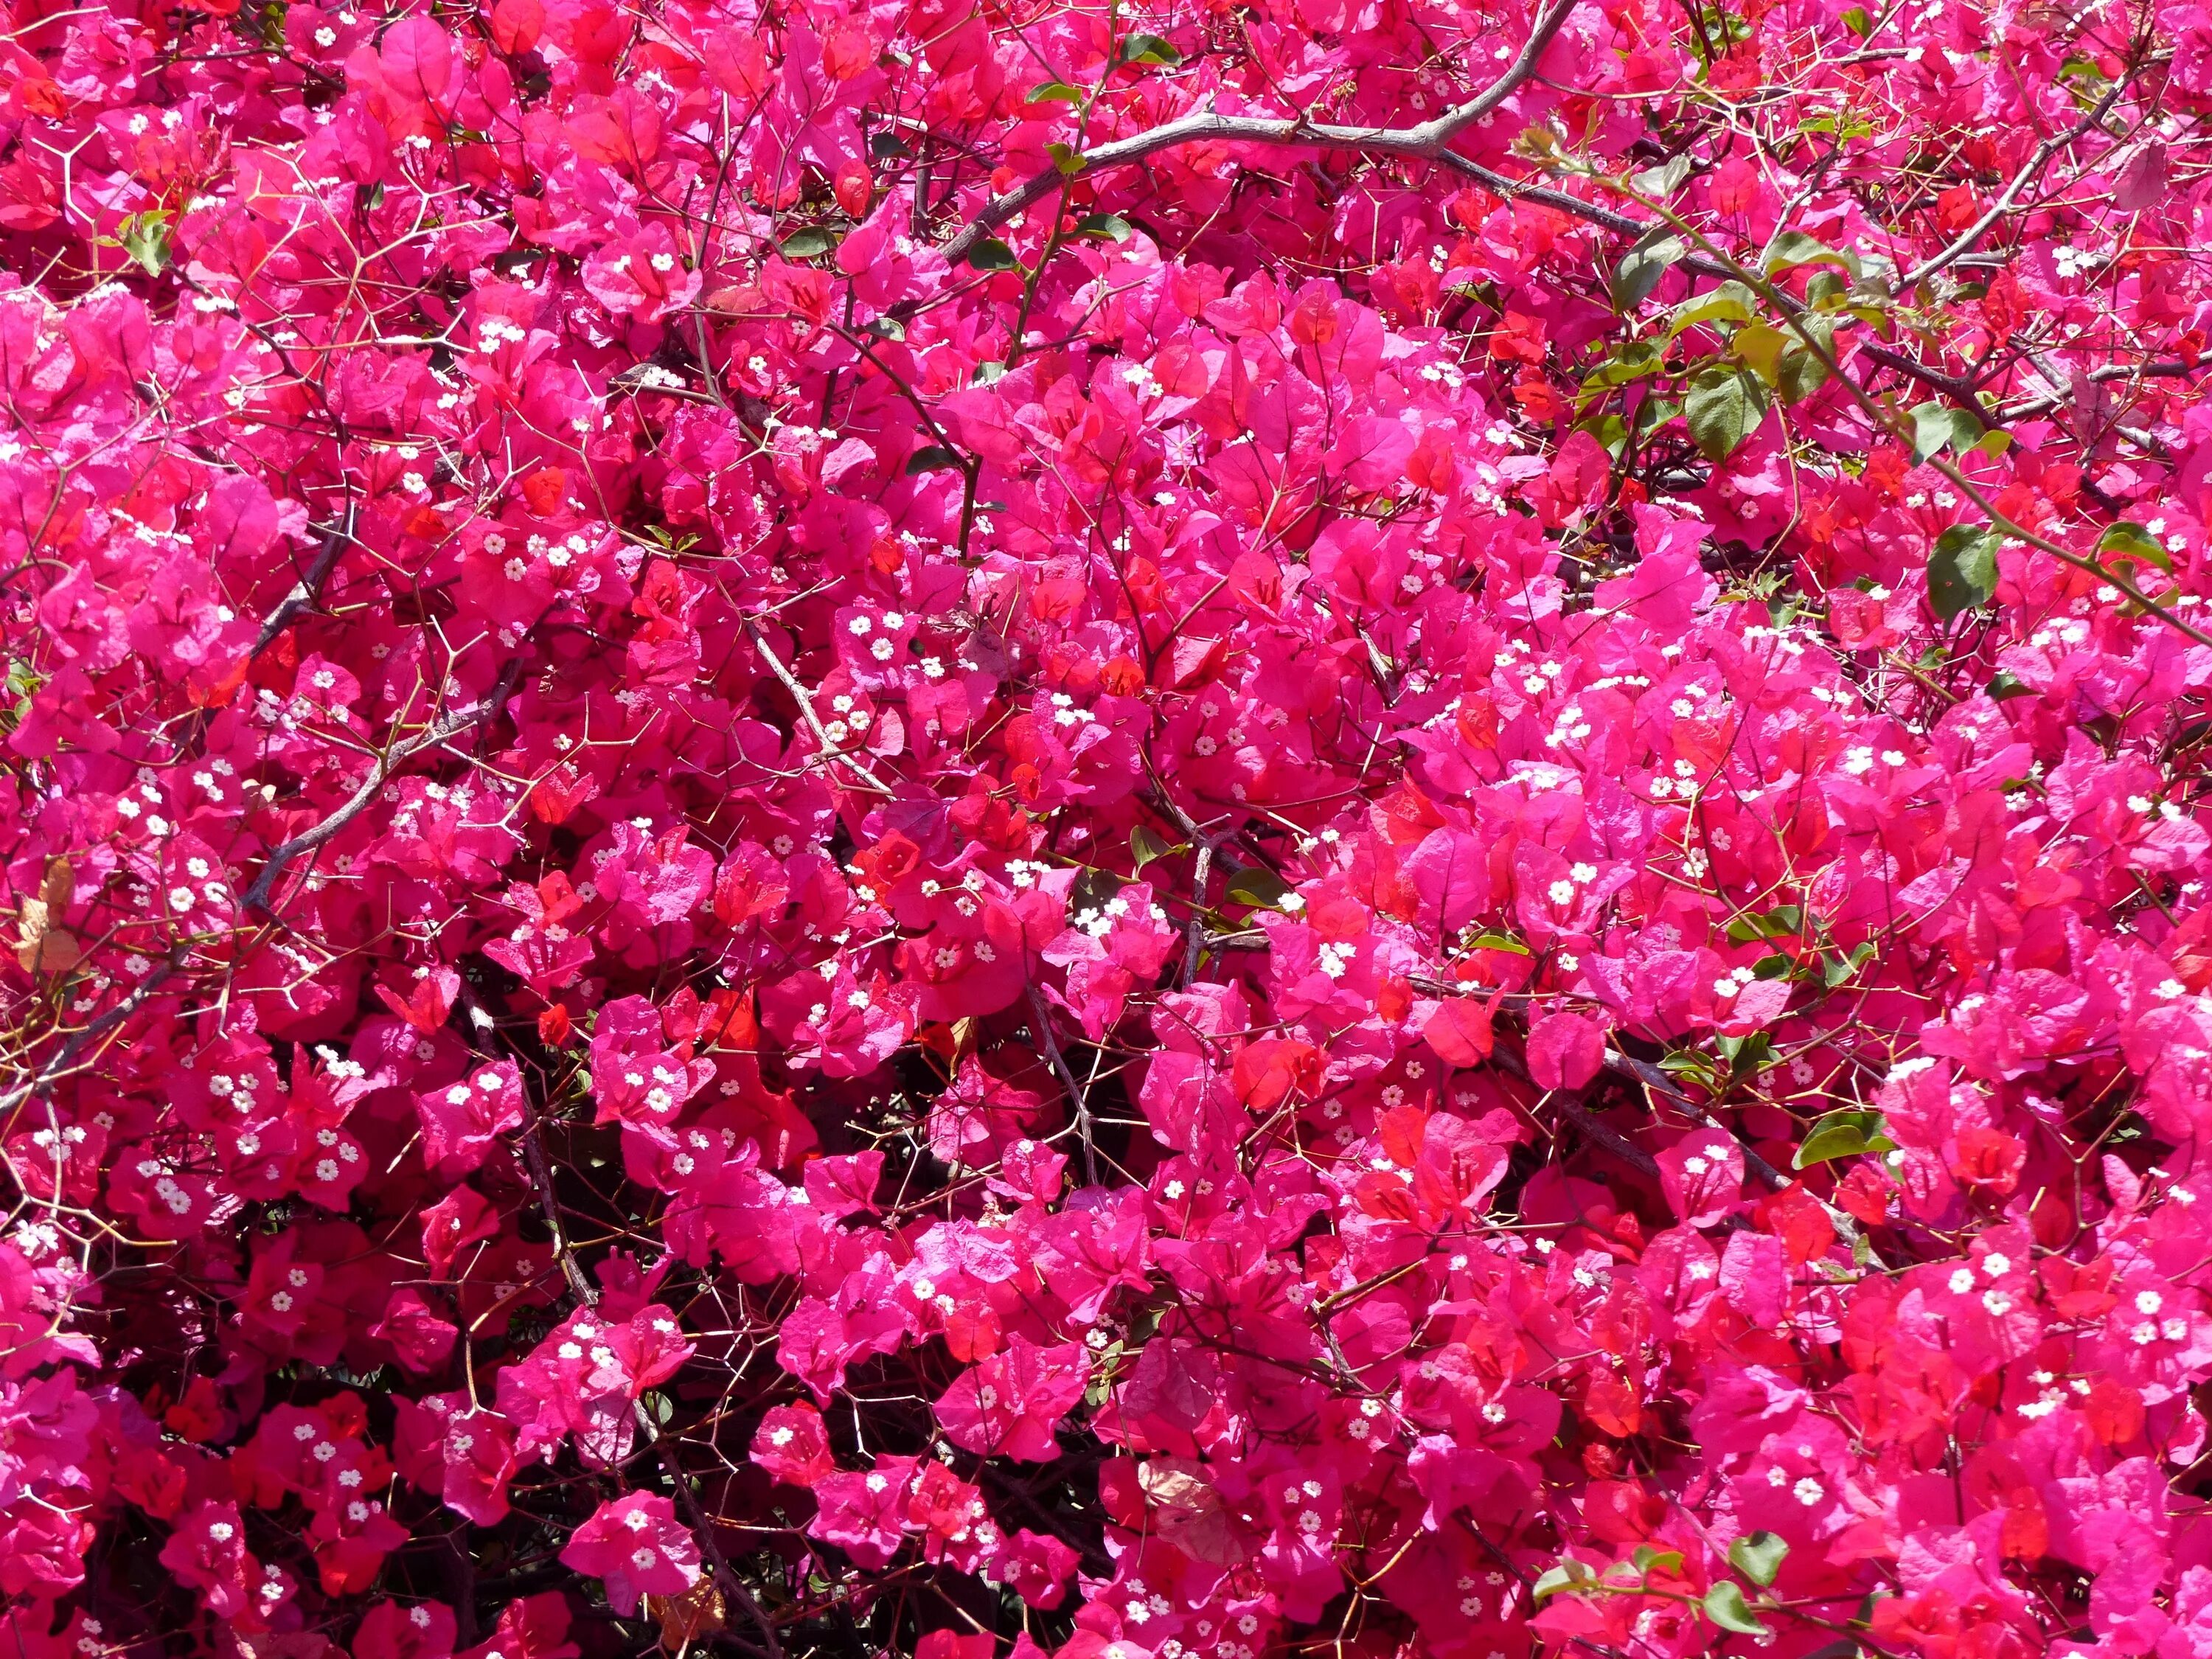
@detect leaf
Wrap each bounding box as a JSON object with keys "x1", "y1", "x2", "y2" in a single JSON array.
[
  {"x1": 963, "y1": 237, "x2": 1020, "y2": 272},
  {"x1": 118, "y1": 211, "x2": 174, "y2": 277},
  {"x1": 1583, "y1": 338, "x2": 1666, "y2": 391},
  {"x1": 1763, "y1": 230, "x2": 1855, "y2": 276},
  {"x1": 1805, "y1": 269, "x2": 1851, "y2": 309},
  {"x1": 1729, "y1": 1531, "x2": 1790, "y2": 1587},
  {"x1": 1725, "y1": 905, "x2": 1802, "y2": 943},
  {"x1": 1074, "y1": 212, "x2": 1133, "y2": 242},
  {"x1": 1532, "y1": 1559, "x2": 1597, "y2": 1600},
  {"x1": 1025, "y1": 79, "x2": 1085, "y2": 102},
  {"x1": 1130, "y1": 825, "x2": 1180, "y2": 871},
  {"x1": 866, "y1": 315, "x2": 906, "y2": 341},
  {"x1": 1734, "y1": 321, "x2": 1790, "y2": 387},
  {"x1": 15, "y1": 858, "x2": 77, "y2": 977},
  {"x1": 1910, "y1": 400, "x2": 1982, "y2": 462},
  {"x1": 2098, "y1": 521, "x2": 2174, "y2": 572},
  {"x1": 1927, "y1": 524, "x2": 2000, "y2": 620},
  {"x1": 906, "y1": 445, "x2": 963, "y2": 475},
  {"x1": 1704, "y1": 1581, "x2": 1770, "y2": 1637},
  {"x1": 1660, "y1": 1049, "x2": 1724, "y2": 1094},
  {"x1": 1793, "y1": 1108, "x2": 1897, "y2": 1169},
  {"x1": 779, "y1": 226, "x2": 837, "y2": 259},
  {"x1": 1071, "y1": 866, "x2": 1126, "y2": 914},
  {"x1": 14, "y1": 897, "x2": 49, "y2": 974},
  {"x1": 868, "y1": 131, "x2": 912, "y2": 161},
  {"x1": 1047, "y1": 142, "x2": 1087, "y2": 175},
  {"x1": 1632, "y1": 1544, "x2": 1686, "y2": 1579},
  {"x1": 1668, "y1": 281, "x2": 1759, "y2": 334},
  {"x1": 1683, "y1": 365, "x2": 1768, "y2": 462},
  {"x1": 1577, "y1": 411, "x2": 1629, "y2": 456},
  {"x1": 1224, "y1": 866, "x2": 1294, "y2": 910},
  {"x1": 1630, "y1": 156, "x2": 1691, "y2": 198},
  {"x1": 1986, "y1": 669, "x2": 2035, "y2": 701},
  {"x1": 1820, "y1": 941, "x2": 1877, "y2": 987},
  {"x1": 1841, "y1": 4, "x2": 1871, "y2": 31},
  {"x1": 1715, "y1": 1032, "x2": 1773, "y2": 1075},
  {"x1": 1777, "y1": 333, "x2": 1833, "y2": 403},
  {"x1": 644, "y1": 1579, "x2": 726, "y2": 1655},
  {"x1": 1470, "y1": 930, "x2": 1531, "y2": 955},
  {"x1": 1610, "y1": 226, "x2": 1686, "y2": 310},
  {"x1": 1117, "y1": 31, "x2": 1181, "y2": 63}
]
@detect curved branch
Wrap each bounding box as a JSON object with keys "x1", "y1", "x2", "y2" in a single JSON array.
[{"x1": 941, "y1": 0, "x2": 1582, "y2": 264}]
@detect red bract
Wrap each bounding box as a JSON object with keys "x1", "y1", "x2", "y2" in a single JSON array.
[{"x1": 15, "y1": 0, "x2": 2212, "y2": 1652}]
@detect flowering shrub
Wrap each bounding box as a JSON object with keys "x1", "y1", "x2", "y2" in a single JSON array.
[{"x1": 8, "y1": 0, "x2": 2212, "y2": 1651}]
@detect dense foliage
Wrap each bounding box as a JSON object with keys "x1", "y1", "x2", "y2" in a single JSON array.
[{"x1": 7, "y1": 0, "x2": 2212, "y2": 1652}]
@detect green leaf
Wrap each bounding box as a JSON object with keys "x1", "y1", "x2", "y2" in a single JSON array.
[
  {"x1": 1470, "y1": 930, "x2": 1532, "y2": 955},
  {"x1": 1728, "y1": 1531, "x2": 1790, "y2": 1588},
  {"x1": 1631, "y1": 1545, "x2": 1686, "y2": 1579},
  {"x1": 1794, "y1": 1107, "x2": 1897, "y2": 1169},
  {"x1": 866, "y1": 315, "x2": 907, "y2": 341},
  {"x1": 2098, "y1": 521, "x2": 2174, "y2": 572},
  {"x1": 1820, "y1": 940, "x2": 1877, "y2": 987},
  {"x1": 779, "y1": 226, "x2": 837, "y2": 259},
  {"x1": 116, "y1": 211, "x2": 174, "y2": 277},
  {"x1": 1715, "y1": 1032, "x2": 1773, "y2": 1074},
  {"x1": 1910, "y1": 400, "x2": 1983, "y2": 462},
  {"x1": 1927, "y1": 524, "x2": 2000, "y2": 620},
  {"x1": 1805, "y1": 269, "x2": 1851, "y2": 309},
  {"x1": 1225, "y1": 866, "x2": 1294, "y2": 910},
  {"x1": 868, "y1": 131, "x2": 913, "y2": 161},
  {"x1": 1683, "y1": 365, "x2": 1769, "y2": 462},
  {"x1": 1630, "y1": 156, "x2": 1691, "y2": 198},
  {"x1": 1117, "y1": 31, "x2": 1182, "y2": 64},
  {"x1": 1704, "y1": 1581, "x2": 1770, "y2": 1637},
  {"x1": 964, "y1": 237, "x2": 1021, "y2": 272},
  {"x1": 1724, "y1": 905, "x2": 1803, "y2": 944},
  {"x1": 1777, "y1": 335, "x2": 1833, "y2": 403},
  {"x1": 1633, "y1": 394, "x2": 1682, "y2": 439},
  {"x1": 1735, "y1": 321, "x2": 1791, "y2": 387},
  {"x1": 1047, "y1": 142, "x2": 1088, "y2": 175},
  {"x1": 1668, "y1": 280, "x2": 1759, "y2": 335},
  {"x1": 1074, "y1": 212, "x2": 1133, "y2": 242},
  {"x1": 1576, "y1": 411, "x2": 1630, "y2": 456},
  {"x1": 1764, "y1": 230, "x2": 1856, "y2": 276},
  {"x1": 1532, "y1": 1559, "x2": 1598, "y2": 1601},
  {"x1": 905, "y1": 445, "x2": 963, "y2": 475},
  {"x1": 1610, "y1": 227, "x2": 1686, "y2": 310},
  {"x1": 1130, "y1": 825, "x2": 1180, "y2": 871},
  {"x1": 1986, "y1": 669, "x2": 2035, "y2": 702},
  {"x1": 1660, "y1": 1049, "x2": 1725, "y2": 1094},
  {"x1": 1841, "y1": 4, "x2": 1871, "y2": 31},
  {"x1": 1581, "y1": 339, "x2": 1666, "y2": 394},
  {"x1": 1025, "y1": 79, "x2": 1086, "y2": 102}
]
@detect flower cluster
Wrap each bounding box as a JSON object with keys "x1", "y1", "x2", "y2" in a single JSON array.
[{"x1": 4, "y1": 0, "x2": 2212, "y2": 1653}]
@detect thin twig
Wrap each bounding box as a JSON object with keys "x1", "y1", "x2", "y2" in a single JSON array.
[{"x1": 1026, "y1": 983, "x2": 1099, "y2": 1186}]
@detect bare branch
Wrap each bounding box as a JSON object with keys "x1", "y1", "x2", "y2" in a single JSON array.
[{"x1": 942, "y1": 0, "x2": 1582, "y2": 263}]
